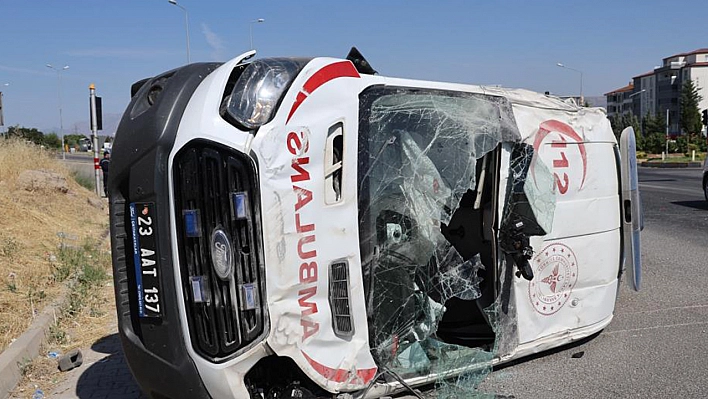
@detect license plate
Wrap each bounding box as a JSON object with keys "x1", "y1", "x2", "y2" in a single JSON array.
[{"x1": 130, "y1": 202, "x2": 162, "y2": 318}]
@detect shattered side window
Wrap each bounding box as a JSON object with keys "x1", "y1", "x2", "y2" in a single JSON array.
[
  {"x1": 491, "y1": 142, "x2": 557, "y2": 368},
  {"x1": 499, "y1": 143, "x2": 557, "y2": 281},
  {"x1": 357, "y1": 86, "x2": 522, "y2": 395},
  {"x1": 523, "y1": 150, "x2": 556, "y2": 233},
  {"x1": 505, "y1": 143, "x2": 556, "y2": 233}
]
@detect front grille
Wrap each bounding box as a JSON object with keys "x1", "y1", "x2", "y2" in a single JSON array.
[
  {"x1": 173, "y1": 142, "x2": 265, "y2": 361},
  {"x1": 329, "y1": 261, "x2": 354, "y2": 338}
]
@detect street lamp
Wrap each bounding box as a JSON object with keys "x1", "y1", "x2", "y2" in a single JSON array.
[
  {"x1": 47, "y1": 64, "x2": 69, "y2": 160},
  {"x1": 168, "y1": 0, "x2": 191, "y2": 64},
  {"x1": 626, "y1": 89, "x2": 646, "y2": 114},
  {"x1": 556, "y1": 62, "x2": 584, "y2": 105},
  {"x1": 249, "y1": 18, "x2": 265, "y2": 50},
  {"x1": 628, "y1": 89, "x2": 646, "y2": 98}
]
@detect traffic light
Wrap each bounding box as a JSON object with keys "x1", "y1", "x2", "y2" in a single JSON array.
[{"x1": 702, "y1": 109, "x2": 708, "y2": 126}]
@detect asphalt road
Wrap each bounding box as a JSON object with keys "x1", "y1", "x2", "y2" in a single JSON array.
[
  {"x1": 478, "y1": 166, "x2": 708, "y2": 398},
  {"x1": 58, "y1": 152, "x2": 95, "y2": 163}
]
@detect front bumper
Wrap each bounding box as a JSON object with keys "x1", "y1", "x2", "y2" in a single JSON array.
[{"x1": 108, "y1": 63, "x2": 221, "y2": 398}]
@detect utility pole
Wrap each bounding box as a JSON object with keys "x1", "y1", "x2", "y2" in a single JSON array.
[
  {"x1": 665, "y1": 108, "x2": 669, "y2": 159},
  {"x1": 47, "y1": 64, "x2": 69, "y2": 159},
  {"x1": 90, "y1": 84, "x2": 100, "y2": 196}
]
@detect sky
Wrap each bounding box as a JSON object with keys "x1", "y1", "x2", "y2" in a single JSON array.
[{"x1": 1, "y1": 0, "x2": 708, "y2": 136}]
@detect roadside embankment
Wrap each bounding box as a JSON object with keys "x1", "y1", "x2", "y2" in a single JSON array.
[{"x1": 0, "y1": 139, "x2": 111, "y2": 398}]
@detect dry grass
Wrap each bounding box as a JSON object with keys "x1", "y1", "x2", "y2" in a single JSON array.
[
  {"x1": 0, "y1": 140, "x2": 67, "y2": 183},
  {"x1": 0, "y1": 138, "x2": 109, "y2": 353},
  {"x1": 10, "y1": 250, "x2": 116, "y2": 398}
]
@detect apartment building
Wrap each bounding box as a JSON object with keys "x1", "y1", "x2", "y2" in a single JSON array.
[
  {"x1": 605, "y1": 83, "x2": 635, "y2": 116},
  {"x1": 631, "y1": 71, "x2": 656, "y2": 119},
  {"x1": 606, "y1": 48, "x2": 708, "y2": 135}
]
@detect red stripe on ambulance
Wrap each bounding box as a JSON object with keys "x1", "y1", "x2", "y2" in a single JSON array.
[
  {"x1": 286, "y1": 61, "x2": 360, "y2": 123},
  {"x1": 301, "y1": 351, "x2": 377, "y2": 385}
]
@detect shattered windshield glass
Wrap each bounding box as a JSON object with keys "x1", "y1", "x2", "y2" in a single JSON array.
[{"x1": 356, "y1": 86, "x2": 544, "y2": 396}]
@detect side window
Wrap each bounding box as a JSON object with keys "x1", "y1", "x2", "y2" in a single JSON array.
[{"x1": 324, "y1": 122, "x2": 344, "y2": 204}]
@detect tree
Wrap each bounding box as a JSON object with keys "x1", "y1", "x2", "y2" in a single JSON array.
[
  {"x1": 680, "y1": 79, "x2": 703, "y2": 135},
  {"x1": 643, "y1": 132, "x2": 665, "y2": 154},
  {"x1": 4, "y1": 126, "x2": 66, "y2": 148},
  {"x1": 7, "y1": 125, "x2": 45, "y2": 145},
  {"x1": 43, "y1": 133, "x2": 62, "y2": 149},
  {"x1": 609, "y1": 113, "x2": 641, "y2": 145},
  {"x1": 63, "y1": 134, "x2": 89, "y2": 148},
  {"x1": 643, "y1": 112, "x2": 666, "y2": 136},
  {"x1": 638, "y1": 113, "x2": 670, "y2": 154}
]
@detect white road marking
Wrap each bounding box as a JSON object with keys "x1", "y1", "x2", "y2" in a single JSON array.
[
  {"x1": 605, "y1": 320, "x2": 708, "y2": 335},
  {"x1": 639, "y1": 183, "x2": 703, "y2": 197}
]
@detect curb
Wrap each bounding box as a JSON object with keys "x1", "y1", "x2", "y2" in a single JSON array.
[
  {"x1": 0, "y1": 291, "x2": 67, "y2": 399},
  {"x1": 0, "y1": 229, "x2": 111, "y2": 399},
  {"x1": 640, "y1": 161, "x2": 703, "y2": 168}
]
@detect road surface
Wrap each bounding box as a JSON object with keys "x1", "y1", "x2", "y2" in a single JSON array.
[{"x1": 479, "y1": 167, "x2": 708, "y2": 398}]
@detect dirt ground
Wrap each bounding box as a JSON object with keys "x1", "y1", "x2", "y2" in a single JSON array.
[
  {"x1": 9, "y1": 278, "x2": 117, "y2": 399},
  {"x1": 0, "y1": 139, "x2": 114, "y2": 397}
]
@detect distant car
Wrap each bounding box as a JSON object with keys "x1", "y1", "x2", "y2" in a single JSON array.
[
  {"x1": 78, "y1": 137, "x2": 92, "y2": 152},
  {"x1": 704, "y1": 158, "x2": 708, "y2": 201}
]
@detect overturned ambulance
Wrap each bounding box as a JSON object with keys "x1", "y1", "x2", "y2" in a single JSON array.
[{"x1": 108, "y1": 49, "x2": 642, "y2": 398}]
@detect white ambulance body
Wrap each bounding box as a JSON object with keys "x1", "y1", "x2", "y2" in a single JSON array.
[{"x1": 109, "y1": 50, "x2": 641, "y2": 398}]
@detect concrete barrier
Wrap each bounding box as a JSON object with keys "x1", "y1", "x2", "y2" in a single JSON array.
[{"x1": 0, "y1": 292, "x2": 66, "y2": 399}]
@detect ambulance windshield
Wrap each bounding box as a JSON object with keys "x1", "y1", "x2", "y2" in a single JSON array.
[{"x1": 356, "y1": 86, "x2": 553, "y2": 395}]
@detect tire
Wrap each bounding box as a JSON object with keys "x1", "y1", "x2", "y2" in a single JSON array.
[{"x1": 704, "y1": 175, "x2": 708, "y2": 201}]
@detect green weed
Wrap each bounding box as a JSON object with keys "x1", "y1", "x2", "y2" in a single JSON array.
[
  {"x1": 54, "y1": 248, "x2": 78, "y2": 282},
  {"x1": 17, "y1": 357, "x2": 33, "y2": 376},
  {"x1": 66, "y1": 287, "x2": 85, "y2": 317},
  {"x1": 54, "y1": 239, "x2": 109, "y2": 317},
  {"x1": 70, "y1": 170, "x2": 95, "y2": 191},
  {"x1": 88, "y1": 306, "x2": 105, "y2": 318},
  {"x1": 48, "y1": 324, "x2": 67, "y2": 345},
  {"x1": 0, "y1": 236, "x2": 19, "y2": 259},
  {"x1": 79, "y1": 262, "x2": 107, "y2": 287}
]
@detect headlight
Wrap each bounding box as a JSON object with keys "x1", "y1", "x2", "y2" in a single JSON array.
[{"x1": 224, "y1": 58, "x2": 308, "y2": 130}]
